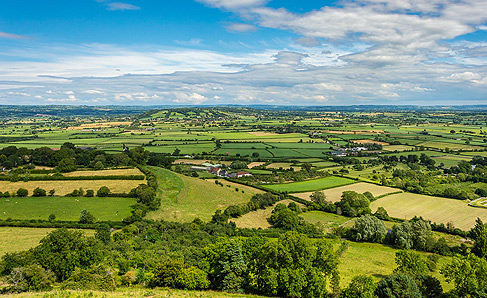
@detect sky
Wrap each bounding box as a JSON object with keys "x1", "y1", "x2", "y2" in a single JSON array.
[{"x1": 0, "y1": 0, "x2": 486, "y2": 106}]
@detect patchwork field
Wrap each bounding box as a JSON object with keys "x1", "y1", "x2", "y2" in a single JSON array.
[
  {"x1": 263, "y1": 176, "x2": 355, "y2": 193},
  {"x1": 62, "y1": 168, "x2": 143, "y2": 177},
  {"x1": 300, "y1": 211, "x2": 352, "y2": 233},
  {"x1": 0, "y1": 179, "x2": 142, "y2": 196},
  {"x1": 146, "y1": 167, "x2": 263, "y2": 222},
  {"x1": 0, "y1": 227, "x2": 94, "y2": 256},
  {"x1": 231, "y1": 199, "x2": 300, "y2": 229},
  {"x1": 291, "y1": 182, "x2": 401, "y2": 202},
  {"x1": 0, "y1": 196, "x2": 136, "y2": 221},
  {"x1": 371, "y1": 192, "x2": 487, "y2": 230}
]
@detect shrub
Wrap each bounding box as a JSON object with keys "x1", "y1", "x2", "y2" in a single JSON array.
[
  {"x1": 32, "y1": 187, "x2": 47, "y2": 197},
  {"x1": 16, "y1": 188, "x2": 28, "y2": 197},
  {"x1": 149, "y1": 260, "x2": 209, "y2": 290},
  {"x1": 96, "y1": 186, "x2": 110, "y2": 197},
  {"x1": 85, "y1": 189, "x2": 94, "y2": 197},
  {"x1": 7, "y1": 264, "x2": 55, "y2": 292},
  {"x1": 62, "y1": 264, "x2": 116, "y2": 291},
  {"x1": 352, "y1": 214, "x2": 387, "y2": 243}
]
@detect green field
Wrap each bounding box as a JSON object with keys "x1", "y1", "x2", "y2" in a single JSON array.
[
  {"x1": 335, "y1": 240, "x2": 452, "y2": 289},
  {"x1": 0, "y1": 196, "x2": 135, "y2": 221},
  {"x1": 0, "y1": 227, "x2": 94, "y2": 256},
  {"x1": 371, "y1": 192, "x2": 487, "y2": 230},
  {"x1": 263, "y1": 176, "x2": 355, "y2": 193},
  {"x1": 146, "y1": 167, "x2": 263, "y2": 222}
]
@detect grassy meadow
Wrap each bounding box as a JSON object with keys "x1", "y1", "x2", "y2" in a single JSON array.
[
  {"x1": 146, "y1": 167, "x2": 263, "y2": 222},
  {"x1": 0, "y1": 227, "x2": 94, "y2": 256},
  {"x1": 0, "y1": 197, "x2": 135, "y2": 221}
]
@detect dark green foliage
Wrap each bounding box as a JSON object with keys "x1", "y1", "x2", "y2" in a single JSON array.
[
  {"x1": 7, "y1": 264, "x2": 55, "y2": 293},
  {"x1": 387, "y1": 218, "x2": 435, "y2": 251},
  {"x1": 374, "y1": 207, "x2": 390, "y2": 221},
  {"x1": 247, "y1": 231, "x2": 339, "y2": 298},
  {"x1": 375, "y1": 274, "x2": 422, "y2": 298},
  {"x1": 0, "y1": 251, "x2": 34, "y2": 276},
  {"x1": 16, "y1": 188, "x2": 28, "y2": 197},
  {"x1": 470, "y1": 218, "x2": 487, "y2": 258},
  {"x1": 32, "y1": 187, "x2": 47, "y2": 197},
  {"x1": 95, "y1": 223, "x2": 111, "y2": 245},
  {"x1": 230, "y1": 160, "x2": 248, "y2": 169},
  {"x1": 62, "y1": 264, "x2": 116, "y2": 291},
  {"x1": 217, "y1": 240, "x2": 247, "y2": 293},
  {"x1": 149, "y1": 259, "x2": 210, "y2": 290},
  {"x1": 96, "y1": 186, "x2": 111, "y2": 197},
  {"x1": 85, "y1": 189, "x2": 94, "y2": 197},
  {"x1": 341, "y1": 275, "x2": 376, "y2": 298},
  {"x1": 270, "y1": 204, "x2": 300, "y2": 230},
  {"x1": 393, "y1": 250, "x2": 429, "y2": 277},
  {"x1": 32, "y1": 228, "x2": 103, "y2": 281},
  {"x1": 48, "y1": 213, "x2": 56, "y2": 222},
  {"x1": 79, "y1": 209, "x2": 96, "y2": 224},
  {"x1": 352, "y1": 214, "x2": 387, "y2": 243},
  {"x1": 441, "y1": 253, "x2": 487, "y2": 297},
  {"x1": 56, "y1": 158, "x2": 76, "y2": 173},
  {"x1": 338, "y1": 191, "x2": 371, "y2": 217},
  {"x1": 416, "y1": 275, "x2": 443, "y2": 298}
]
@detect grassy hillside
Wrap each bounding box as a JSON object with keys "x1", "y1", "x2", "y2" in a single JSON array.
[{"x1": 146, "y1": 167, "x2": 263, "y2": 222}]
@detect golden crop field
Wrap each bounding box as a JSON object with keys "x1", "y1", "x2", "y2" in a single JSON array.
[
  {"x1": 291, "y1": 182, "x2": 400, "y2": 202},
  {"x1": 62, "y1": 168, "x2": 143, "y2": 177},
  {"x1": 0, "y1": 179, "x2": 143, "y2": 195}
]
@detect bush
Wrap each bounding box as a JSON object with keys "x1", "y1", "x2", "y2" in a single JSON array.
[
  {"x1": 7, "y1": 264, "x2": 55, "y2": 292},
  {"x1": 16, "y1": 188, "x2": 28, "y2": 197},
  {"x1": 97, "y1": 186, "x2": 110, "y2": 197},
  {"x1": 32, "y1": 187, "x2": 47, "y2": 197},
  {"x1": 85, "y1": 189, "x2": 94, "y2": 197},
  {"x1": 149, "y1": 259, "x2": 210, "y2": 290},
  {"x1": 62, "y1": 264, "x2": 116, "y2": 291},
  {"x1": 375, "y1": 274, "x2": 421, "y2": 298},
  {"x1": 351, "y1": 214, "x2": 387, "y2": 243}
]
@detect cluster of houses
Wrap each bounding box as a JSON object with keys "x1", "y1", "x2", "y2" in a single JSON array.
[
  {"x1": 188, "y1": 162, "x2": 252, "y2": 178},
  {"x1": 329, "y1": 146, "x2": 369, "y2": 157}
]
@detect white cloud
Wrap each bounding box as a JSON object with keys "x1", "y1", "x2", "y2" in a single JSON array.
[
  {"x1": 106, "y1": 2, "x2": 140, "y2": 11},
  {"x1": 196, "y1": 0, "x2": 267, "y2": 9},
  {"x1": 0, "y1": 31, "x2": 31, "y2": 39},
  {"x1": 225, "y1": 23, "x2": 258, "y2": 33},
  {"x1": 174, "y1": 38, "x2": 203, "y2": 46}
]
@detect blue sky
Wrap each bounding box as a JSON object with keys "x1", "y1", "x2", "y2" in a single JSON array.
[{"x1": 0, "y1": 0, "x2": 486, "y2": 105}]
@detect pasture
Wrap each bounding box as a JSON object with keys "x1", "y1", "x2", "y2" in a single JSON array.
[
  {"x1": 0, "y1": 227, "x2": 94, "y2": 256},
  {"x1": 371, "y1": 192, "x2": 487, "y2": 230},
  {"x1": 146, "y1": 167, "x2": 263, "y2": 222},
  {"x1": 291, "y1": 182, "x2": 400, "y2": 202},
  {"x1": 263, "y1": 176, "x2": 355, "y2": 193},
  {"x1": 231, "y1": 199, "x2": 300, "y2": 229},
  {"x1": 336, "y1": 240, "x2": 452, "y2": 289},
  {"x1": 0, "y1": 196, "x2": 135, "y2": 221}
]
